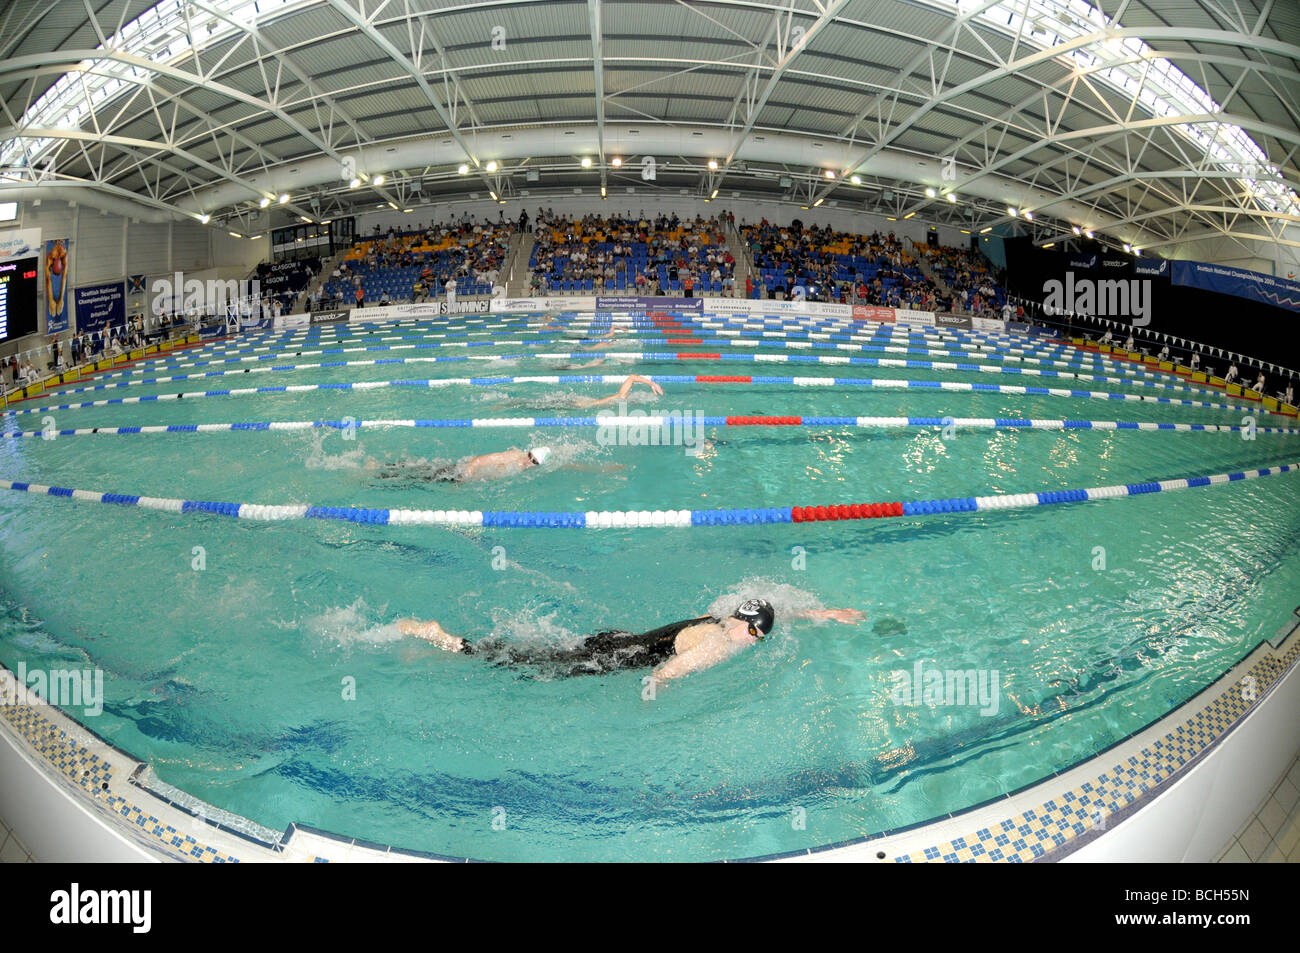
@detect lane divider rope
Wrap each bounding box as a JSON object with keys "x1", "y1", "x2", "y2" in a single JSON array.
[{"x1": 2, "y1": 462, "x2": 1294, "y2": 528}]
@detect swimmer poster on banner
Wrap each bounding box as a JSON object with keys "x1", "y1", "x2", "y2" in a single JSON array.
[
  {"x1": 73, "y1": 281, "x2": 126, "y2": 337},
  {"x1": 44, "y1": 237, "x2": 71, "y2": 333}
]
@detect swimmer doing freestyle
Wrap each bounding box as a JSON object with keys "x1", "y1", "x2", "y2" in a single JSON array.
[{"x1": 397, "y1": 598, "x2": 864, "y2": 685}]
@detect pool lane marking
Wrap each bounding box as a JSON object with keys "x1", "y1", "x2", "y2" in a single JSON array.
[
  {"x1": 75, "y1": 317, "x2": 1200, "y2": 396},
  {"x1": 4, "y1": 374, "x2": 1271, "y2": 420},
  {"x1": 11, "y1": 353, "x2": 1261, "y2": 417},
  {"x1": 6, "y1": 415, "x2": 1299, "y2": 439},
  {"x1": 55, "y1": 312, "x2": 1197, "y2": 396},
  {"x1": 2, "y1": 462, "x2": 1296, "y2": 528}
]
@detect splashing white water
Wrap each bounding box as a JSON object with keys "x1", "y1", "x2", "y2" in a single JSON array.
[
  {"x1": 299, "y1": 598, "x2": 403, "y2": 646},
  {"x1": 302, "y1": 430, "x2": 369, "y2": 471}
]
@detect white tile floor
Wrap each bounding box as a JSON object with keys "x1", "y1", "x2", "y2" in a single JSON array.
[
  {"x1": 2, "y1": 751, "x2": 1297, "y2": 864},
  {"x1": 1213, "y1": 752, "x2": 1300, "y2": 863},
  {"x1": 0, "y1": 814, "x2": 36, "y2": 863}
]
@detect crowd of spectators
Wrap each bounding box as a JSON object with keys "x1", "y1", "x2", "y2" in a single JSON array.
[
  {"x1": 915, "y1": 242, "x2": 1008, "y2": 314},
  {"x1": 527, "y1": 211, "x2": 737, "y2": 295},
  {"x1": 741, "y1": 221, "x2": 944, "y2": 309},
  {"x1": 320, "y1": 217, "x2": 512, "y2": 308}
]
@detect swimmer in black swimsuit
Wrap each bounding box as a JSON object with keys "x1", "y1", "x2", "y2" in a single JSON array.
[{"x1": 396, "y1": 599, "x2": 864, "y2": 683}]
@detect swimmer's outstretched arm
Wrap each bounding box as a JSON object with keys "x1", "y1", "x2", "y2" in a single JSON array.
[
  {"x1": 396, "y1": 618, "x2": 470, "y2": 653},
  {"x1": 573, "y1": 374, "x2": 664, "y2": 408},
  {"x1": 796, "y1": 608, "x2": 866, "y2": 623}
]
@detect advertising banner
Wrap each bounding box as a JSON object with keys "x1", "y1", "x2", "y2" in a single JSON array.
[
  {"x1": 309, "y1": 309, "x2": 351, "y2": 324},
  {"x1": 702, "y1": 297, "x2": 761, "y2": 315},
  {"x1": 72, "y1": 281, "x2": 126, "y2": 337},
  {"x1": 0, "y1": 227, "x2": 41, "y2": 263},
  {"x1": 852, "y1": 305, "x2": 896, "y2": 323},
  {"x1": 1171, "y1": 260, "x2": 1300, "y2": 313},
  {"x1": 934, "y1": 313, "x2": 972, "y2": 330},
  {"x1": 597, "y1": 295, "x2": 702, "y2": 313},
  {"x1": 1068, "y1": 252, "x2": 1098, "y2": 270},
  {"x1": 972, "y1": 316, "x2": 1007, "y2": 333},
  {"x1": 44, "y1": 238, "x2": 71, "y2": 333},
  {"x1": 1133, "y1": 257, "x2": 1169, "y2": 277},
  {"x1": 350, "y1": 299, "x2": 492, "y2": 322},
  {"x1": 490, "y1": 295, "x2": 597, "y2": 312},
  {"x1": 273, "y1": 313, "x2": 310, "y2": 330},
  {"x1": 894, "y1": 309, "x2": 936, "y2": 327}
]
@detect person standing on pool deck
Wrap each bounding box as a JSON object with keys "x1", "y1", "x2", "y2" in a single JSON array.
[{"x1": 396, "y1": 599, "x2": 864, "y2": 683}]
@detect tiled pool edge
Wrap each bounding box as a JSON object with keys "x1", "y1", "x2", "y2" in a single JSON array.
[{"x1": 0, "y1": 614, "x2": 1297, "y2": 863}]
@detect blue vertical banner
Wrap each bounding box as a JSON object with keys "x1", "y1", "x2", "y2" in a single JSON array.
[
  {"x1": 73, "y1": 281, "x2": 126, "y2": 337},
  {"x1": 44, "y1": 237, "x2": 71, "y2": 333}
]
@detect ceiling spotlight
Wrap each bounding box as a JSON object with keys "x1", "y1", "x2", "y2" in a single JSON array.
[
  {"x1": 228, "y1": 231, "x2": 242, "y2": 238},
  {"x1": 1023, "y1": 211, "x2": 1033, "y2": 221},
  {"x1": 979, "y1": 227, "x2": 992, "y2": 234},
  {"x1": 824, "y1": 170, "x2": 836, "y2": 180},
  {"x1": 1133, "y1": 246, "x2": 1142, "y2": 255},
  {"x1": 945, "y1": 192, "x2": 956, "y2": 203},
  {"x1": 707, "y1": 159, "x2": 718, "y2": 170},
  {"x1": 850, "y1": 175, "x2": 861, "y2": 185},
  {"x1": 373, "y1": 174, "x2": 386, "y2": 186},
  {"x1": 198, "y1": 213, "x2": 210, "y2": 224},
  {"x1": 1084, "y1": 229, "x2": 1095, "y2": 238},
  {"x1": 1123, "y1": 243, "x2": 1131, "y2": 252},
  {"x1": 402, "y1": 208, "x2": 412, "y2": 213},
  {"x1": 489, "y1": 191, "x2": 498, "y2": 201},
  {"x1": 601, "y1": 186, "x2": 607, "y2": 198},
  {"x1": 924, "y1": 187, "x2": 936, "y2": 198},
  {"x1": 299, "y1": 215, "x2": 312, "y2": 222},
  {"x1": 278, "y1": 193, "x2": 289, "y2": 204},
  {"x1": 457, "y1": 163, "x2": 469, "y2": 175},
  {"x1": 248, "y1": 234, "x2": 262, "y2": 240},
  {"x1": 1007, "y1": 206, "x2": 1018, "y2": 217},
  {"x1": 484, "y1": 161, "x2": 497, "y2": 173},
  {"x1": 580, "y1": 157, "x2": 592, "y2": 168},
  {"x1": 348, "y1": 177, "x2": 361, "y2": 188},
  {"x1": 258, "y1": 197, "x2": 270, "y2": 208},
  {"x1": 1071, "y1": 225, "x2": 1082, "y2": 235},
  {"x1": 710, "y1": 189, "x2": 719, "y2": 199},
  {"x1": 611, "y1": 156, "x2": 622, "y2": 167},
  {"x1": 813, "y1": 197, "x2": 825, "y2": 207},
  {"x1": 903, "y1": 211, "x2": 916, "y2": 219}
]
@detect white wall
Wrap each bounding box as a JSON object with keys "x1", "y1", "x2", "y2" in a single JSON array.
[{"x1": 0, "y1": 200, "x2": 267, "y2": 364}]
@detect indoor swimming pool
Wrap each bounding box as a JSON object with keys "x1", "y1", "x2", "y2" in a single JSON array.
[{"x1": 1, "y1": 310, "x2": 1297, "y2": 861}]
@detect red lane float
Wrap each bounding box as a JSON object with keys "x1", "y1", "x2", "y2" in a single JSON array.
[
  {"x1": 790, "y1": 501, "x2": 904, "y2": 522},
  {"x1": 725, "y1": 415, "x2": 803, "y2": 425}
]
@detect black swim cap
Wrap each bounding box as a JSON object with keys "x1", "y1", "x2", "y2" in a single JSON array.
[{"x1": 732, "y1": 599, "x2": 775, "y2": 637}]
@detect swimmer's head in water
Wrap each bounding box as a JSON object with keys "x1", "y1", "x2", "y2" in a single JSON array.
[
  {"x1": 732, "y1": 599, "x2": 775, "y2": 640},
  {"x1": 528, "y1": 446, "x2": 552, "y2": 467}
]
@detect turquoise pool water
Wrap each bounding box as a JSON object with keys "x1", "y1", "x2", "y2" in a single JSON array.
[{"x1": 1, "y1": 313, "x2": 1297, "y2": 861}]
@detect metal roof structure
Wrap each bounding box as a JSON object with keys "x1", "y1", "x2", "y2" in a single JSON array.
[{"x1": 1, "y1": 0, "x2": 1297, "y2": 258}]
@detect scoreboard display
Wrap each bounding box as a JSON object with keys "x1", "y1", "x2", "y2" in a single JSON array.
[{"x1": 0, "y1": 255, "x2": 39, "y2": 343}]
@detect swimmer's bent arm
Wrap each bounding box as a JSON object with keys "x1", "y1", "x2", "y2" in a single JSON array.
[
  {"x1": 396, "y1": 619, "x2": 469, "y2": 653},
  {"x1": 649, "y1": 636, "x2": 745, "y2": 684}
]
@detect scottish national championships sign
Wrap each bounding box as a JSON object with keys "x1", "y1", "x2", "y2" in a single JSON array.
[
  {"x1": 1171, "y1": 260, "x2": 1300, "y2": 313},
  {"x1": 73, "y1": 280, "x2": 126, "y2": 336}
]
